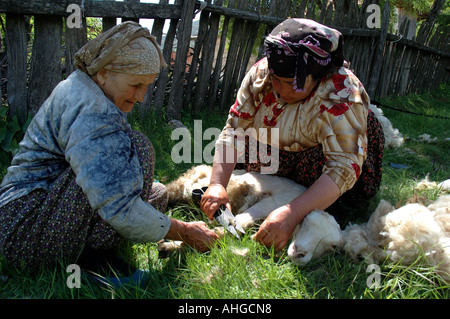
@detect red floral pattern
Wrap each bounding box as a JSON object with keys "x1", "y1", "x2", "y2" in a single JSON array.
[
  {"x1": 263, "y1": 92, "x2": 277, "y2": 106},
  {"x1": 264, "y1": 115, "x2": 277, "y2": 127},
  {"x1": 332, "y1": 73, "x2": 347, "y2": 91},
  {"x1": 230, "y1": 99, "x2": 252, "y2": 119},
  {"x1": 328, "y1": 103, "x2": 350, "y2": 116},
  {"x1": 319, "y1": 103, "x2": 350, "y2": 116}
]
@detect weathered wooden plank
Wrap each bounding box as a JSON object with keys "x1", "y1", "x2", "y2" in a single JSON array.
[
  {"x1": 206, "y1": 2, "x2": 230, "y2": 109},
  {"x1": 397, "y1": 47, "x2": 414, "y2": 96},
  {"x1": 5, "y1": 13, "x2": 28, "y2": 121},
  {"x1": 0, "y1": 0, "x2": 182, "y2": 19},
  {"x1": 367, "y1": 0, "x2": 389, "y2": 98},
  {"x1": 193, "y1": 0, "x2": 222, "y2": 112},
  {"x1": 122, "y1": 0, "x2": 140, "y2": 23},
  {"x1": 219, "y1": 0, "x2": 248, "y2": 110},
  {"x1": 27, "y1": 14, "x2": 62, "y2": 115},
  {"x1": 385, "y1": 33, "x2": 450, "y2": 58},
  {"x1": 65, "y1": 17, "x2": 87, "y2": 76},
  {"x1": 166, "y1": 0, "x2": 196, "y2": 120},
  {"x1": 183, "y1": 0, "x2": 212, "y2": 110},
  {"x1": 153, "y1": 7, "x2": 179, "y2": 115},
  {"x1": 139, "y1": 0, "x2": 169, "y2": 117},
  {"x1": 416, "y1": 0, "x2": 446, "y2": 45}
]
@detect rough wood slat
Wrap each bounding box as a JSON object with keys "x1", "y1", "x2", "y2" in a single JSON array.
[
  {"x1": 367, "y1": 0, "x2": 389, "y2": 98},
  {"x1": 166, "y1": 0, "x2": 196, "y2": 120},
  {"x1": 65, "y1": 17, "x2": 87, "y2": 76},
  {"x1": 0, "y1": 0, "x2": 182, "y2": 19},
  {"x1": 206, "y1": 1, "x2": 230, "y2": 109},
  {"x1": 5, "y1": 13, "x2": 28, "y2": 122},
  {"x1": 183, "y1": 0, "x2": 212, "y2": 111},
  {"x1": 153, "y1": 0, "x2": 180, "y2": 115},
  {"x1": 139, "y1": 0, "x2": 169, "y2": 117},
  {"x1": 219, "y1": 0, "x2": 247, "y2": 111},
  {"x1": 193, "y1": 0, "x2": 222, "y2": 113},
  {"x1": 26, "y1": 14, "x2": 62, "y2": 115}
]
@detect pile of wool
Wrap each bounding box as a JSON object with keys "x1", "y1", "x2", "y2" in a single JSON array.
[
  {"x1": 369, "y1": 104, "x2": 404, "y2": 148},
  {"x1": 343, "y1": 195, "x2": 450, "y2": 283}
]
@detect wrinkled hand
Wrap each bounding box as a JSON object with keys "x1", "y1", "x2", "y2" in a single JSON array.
[
  {"x1": 180, "y1": 221, "x2": 220, "y2": 252},
  {"x1": 253, "y1": 205, "x2": 299, "y2": 251},
  {"x1": 200, "y1": 184, "x2": 232, "y2": 220},
  {"x1": 166, "y1": 219, "x2": 219, "y2": 252}
]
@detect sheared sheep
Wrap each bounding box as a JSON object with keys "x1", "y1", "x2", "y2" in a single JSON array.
[
  {"x1": 166, "y1": 164, "x2": 450, "y2": 282},
  {"x1": 166, "y1": 164, "x2": 306, "y2": 228},
  {"x1": 288, "y1": 210, "x2": 343, "y2": 265},
  {"x1": 167, "y1": 165, "x2": 345, "y2": 264}
]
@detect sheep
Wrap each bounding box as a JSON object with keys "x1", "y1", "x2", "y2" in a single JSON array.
[
  {"x1": 287, "y1": 210, "x2": 343, "y2": 265},
  {"x1": 167, "y1": 165, "x2": 345, "y2": 265},
  {"x1": 166, "y1": 164, "x2": 450, "y2": 282},
  {"x1": 369, "y1": 104, "x2": 404, "y2": 148},
  {"x1": 166, "y1": 164, "x2": 306, "y2": 228}
]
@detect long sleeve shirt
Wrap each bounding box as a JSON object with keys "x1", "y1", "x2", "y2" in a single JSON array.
[
  {"x1": 216, "y1": 58, "x2": 370, "y2": 194},
  {"x1": 0, "y1": 70, "x2": 171, "y2": 243}
]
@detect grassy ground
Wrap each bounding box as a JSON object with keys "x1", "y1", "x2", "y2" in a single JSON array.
[{"x1": 0, "y1": 84, "x2": 449, "y2": 300}]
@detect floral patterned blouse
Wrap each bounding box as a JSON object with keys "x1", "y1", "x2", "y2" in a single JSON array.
[
  {"x1": 216, "y1": 58, "x2": 370, "y2": 194},
  {"x1": 0, "y1": 70, "x2": 171, "y2": 243}
]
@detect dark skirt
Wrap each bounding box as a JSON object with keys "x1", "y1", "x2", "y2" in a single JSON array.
[
  {"x1": 0, "y1": 130, "x2": 168, "y2": 269},
  {"x1": 235, "y1": 110, "x2": 385, "y2": 222}
]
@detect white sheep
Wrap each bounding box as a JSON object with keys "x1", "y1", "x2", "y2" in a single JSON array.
[
  {"x1": 166, "y1": 164, "x2": 306, "y2": 228},
  {"x1": 167, "y1": 165, "x2": 345, "y2": 265},
  {"x1": 166, "y1": 165, "x2": 450, "y2": 283},
  {"x1": 288, "y1": 210, "x2": 343, "y2": 265}
]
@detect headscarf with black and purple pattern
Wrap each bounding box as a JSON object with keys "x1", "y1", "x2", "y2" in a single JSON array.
[{"x1": 264, "y1": 18, "x2": 344, "y2": 92}]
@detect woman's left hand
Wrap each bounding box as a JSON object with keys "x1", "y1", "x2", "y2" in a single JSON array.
[{"x1": 253, "y1": 205, "x2": 300, "y2": 251}]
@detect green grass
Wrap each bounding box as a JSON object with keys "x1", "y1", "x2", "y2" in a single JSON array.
[{"x1": 0, "y1": 84, "x2": 449, "y2": 299}]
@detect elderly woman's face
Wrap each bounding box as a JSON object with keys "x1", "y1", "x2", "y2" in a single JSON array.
[
  {"x1": 96, "y1": 69, "x2": 157, "y2": 112},
  {"x1": 269, "y1": 74, "x2": 318, "y2": 104}
]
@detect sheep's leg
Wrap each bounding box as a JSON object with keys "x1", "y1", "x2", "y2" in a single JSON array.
[
  {"x1": 234, "y1": 197, "x2": 279, "y2": 229},
  {"x1": 157, "y1": 240, "x2": 184, "y2": 258},
  {"x1": 235, "y1": 190, "x2": 302, "y2": 229}
]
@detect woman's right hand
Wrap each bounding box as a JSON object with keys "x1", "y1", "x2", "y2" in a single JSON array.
[
  {"x1": 165, "y1": 218, "x2": 219, "y2": 252},
  {"x1": 200, "y1": 184, "x2": 232, "y2": 220}
]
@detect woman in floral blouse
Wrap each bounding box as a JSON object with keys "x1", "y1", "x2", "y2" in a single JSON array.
[
  {"x1": 201, "y1": 18, "x2": 384, "y2": 251},
  {"x1": 0, "y1": 22, "x2": 219, "y2": 274}
]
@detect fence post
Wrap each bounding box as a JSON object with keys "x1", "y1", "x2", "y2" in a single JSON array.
[
  {"x1": 65, "y1": 17, "x2": 87, "y2": 76},
  {"x1": 27, "y1": 15, "x2": 62, "y2": 115},
  {"x1": 166, "y1": 0, "x2": 196, "y2": 120},
  {"x1": 416, "y1": 0, "x2": 446, "y2": 45},
  {"x1": 367, "y1": 1, "x2": 389, "y2": 99},
  {"x1": 5, "y1": 13, "x2": 28, "y2": 122}
]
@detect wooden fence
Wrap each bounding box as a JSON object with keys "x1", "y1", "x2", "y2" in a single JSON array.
[{"x1": 1, "y1": 0, "x2": 449, "y2": 122}]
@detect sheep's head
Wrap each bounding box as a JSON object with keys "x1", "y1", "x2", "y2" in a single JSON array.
[{"x1": 288, "y1": 210, "x2": 343, "y2": 265}]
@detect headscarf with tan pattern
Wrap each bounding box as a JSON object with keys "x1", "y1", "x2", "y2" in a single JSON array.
[{"x1": 74, "y1": 21, "x2": 166, "y2": 76}]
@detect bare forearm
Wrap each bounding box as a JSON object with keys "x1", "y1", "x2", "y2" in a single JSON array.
[
  {"x1": 164, "y1": 218, "x2": 186, "y2": 241},
  {"x1": 210, "y1": 145, "x2": 237, "y2": 187},
  {"x1": 288, "y1": 173, "x2": 341, "y2": 223}
]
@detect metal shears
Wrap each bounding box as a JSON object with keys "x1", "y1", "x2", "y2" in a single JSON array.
[{"x1": 192, "y1": 186, "x2": 245, "y2": 239}]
